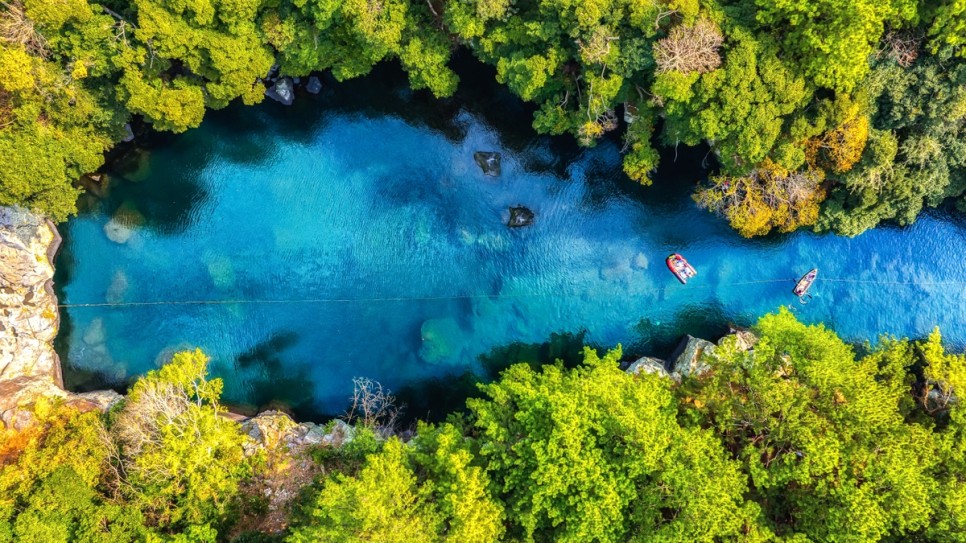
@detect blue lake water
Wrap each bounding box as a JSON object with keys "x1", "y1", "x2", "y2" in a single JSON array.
[{"x1": 55, "y1": 68, "x2": 966, "y2": 419}]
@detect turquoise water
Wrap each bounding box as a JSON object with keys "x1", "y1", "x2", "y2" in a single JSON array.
[{"x1": 56, "y1": 67, "x2": 966, "y2": 418}]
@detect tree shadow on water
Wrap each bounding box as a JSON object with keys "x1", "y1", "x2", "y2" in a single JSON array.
[
  {"x1": 395, "y1": 330, "x2": 596, "y2": 425},
  {"x1": 230, "y1": 331, "x2": 319, "y2": 420}
]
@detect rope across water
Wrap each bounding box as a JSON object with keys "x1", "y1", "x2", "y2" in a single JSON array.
[{"x1": 56, "y1": 277, "x2": 966, "y2": 308}]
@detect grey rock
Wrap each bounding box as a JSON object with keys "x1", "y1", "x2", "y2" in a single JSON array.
[
  {"x1": 266, "y1": 77, "x2": 295, "y2": 105},
  {"x1": 306, "y1": 76, "x2": 322, "y2": 94},
  {"x1": 718, "y1": 328, "x2": 758, "y2": 352},
  {"x1": 121, "y1": 123, "x2": 135, "y2": 143},
  {"x1": 670, "y1": 335, "x2": 716, "y2": 378},
  {"x1": 474, "y1": 151, "x2": 501, "y2": 176},
  {"x1": 74, "y1": 389, "x2": 124, "y2": 411},
  {"x1": 507, "y1": 206, "x2": 535, "y2": 228},
  {"x1": 626, "y1": 356, "x2": 668, "y2": 378}
]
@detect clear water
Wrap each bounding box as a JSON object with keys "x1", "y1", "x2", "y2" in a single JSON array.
[{"x1": 55, "y1": 66, "x2": 966, "y2": 419}]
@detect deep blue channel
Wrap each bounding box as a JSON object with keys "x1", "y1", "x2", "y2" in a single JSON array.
[{"x1": 55, "y1": 67, "x2": 966, "y2": 419}]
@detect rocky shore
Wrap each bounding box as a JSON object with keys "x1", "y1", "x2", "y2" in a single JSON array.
[{"x1": 0, "y1": 207, "x2": 123, "y2": 428}]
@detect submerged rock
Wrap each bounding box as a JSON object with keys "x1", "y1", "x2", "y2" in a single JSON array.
[
  {"x1": 266, "y1": 77, "x2": 295, "y2": 105},
  {"x1": 83, "y1": 318, "x2": 106, "y2": 346},
  {"x1": 419, "y1": 317, "x2": 464, "y2": 364},
  {"x1": 507, "y1": 206, "x2": 535, "y2": 228},
  {"x1": 106, "y1": 270, "x2": 129, "y2": 304},
  {"x1": 670, "y1": 335, "x2": 716, "y2": 378},
  {"x1": 206, "y1": 254, "x2": 236, "y2": 290},
  {"x1": 626, "y1": 356, "x2": 668, "y2": 378},
  {"x1": 306, "y1": 76, "x2": 322, "y2": 94},
  {"x1": 103, "y1": 220, "x2": 133, "y2": 244},
  {"x1": 103, "y1": 201, "x2": 145, "y2": 244},
  {"x1": 474, "y1": 151, "x2": 501, "y2": 176}
]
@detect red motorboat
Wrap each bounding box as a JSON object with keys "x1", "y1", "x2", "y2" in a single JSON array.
[
  {"x1": 793, "y1": 268, "x2": 818, "y2": 301},
  {"x1": 666, "y1": 253, "x2": 697, "y2": 284}
]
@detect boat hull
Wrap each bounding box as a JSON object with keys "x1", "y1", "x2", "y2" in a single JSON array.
[{"x1": 666, "y1": 253, "x2": 696, "y2": 284}]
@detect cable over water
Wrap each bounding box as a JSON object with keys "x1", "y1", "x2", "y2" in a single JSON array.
[{"x1": 57, "y1": 277, "x2": 966, "y2": 308}]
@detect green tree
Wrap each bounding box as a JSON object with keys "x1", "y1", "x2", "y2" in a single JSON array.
[
  {"x1": 751, "y1": 0, "x2": 917, "y2": 92},
  {"x1": 681, "y1": 308, "x2": 936, "y2": 541},
  {"x1": 289, "y1": 426, "x2": 502, "y2": 543},
  {"x1": 469, "y1": 346, "x2": 753, "y2": 543},
  {"x1": 112, "y1": 349, "x2": 252, "y2": 532}
]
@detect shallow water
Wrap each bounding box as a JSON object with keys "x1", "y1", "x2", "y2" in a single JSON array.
[{"x1": 55, "y1": 67, "x2": 966, "y2": 418}]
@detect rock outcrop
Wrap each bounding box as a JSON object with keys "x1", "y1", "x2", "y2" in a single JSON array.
[
  {"x1": 266, "y1": 77, "x2": 295, "y2": 105},
  {"x1": 0, "y1": 207, "x2": 126, "y2": 429},
  {"x1": 670, "y1": 335, "x2": 716, "y2": 378},
  {"x1": 625, "y1": 356, "x2": 669, "y2": 378},
  {"x1": 0, "y1": 207, "x2": 61, "y2": 386},
  {"x1": 507, "y1": 206, "x2": 535, "y2": 227},
  {"x1": 474, "y1": 151, "x2": 501, "y2": 176}
]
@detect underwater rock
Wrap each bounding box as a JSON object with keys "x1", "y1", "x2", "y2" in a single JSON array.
[
  {"x1": 79, "y1": 173, "x2": 112, "y2": 199},
  {"x1": 306, "y1": 76, "x2": 322, "y2": 94},
  {"x1": 206, "y1": 254, "x2": 236, "y2": 290},
  {"x1": 266, "y1": 77, "x2": 295, "y2": 105},
  {"x1": 419, "y1": 317, "x2": 464, "y2": 364},
  {"x1": 507, "y1": 206, "x2": 535, "y2": 228},
  {"x1": 626, "y1": 356, "x2": 669, "y2": 378},
  {"x1": 632, "y1": 252, "x2": 649, "y2": 269},
  {"x1": 83, "y1": 317, "x2": 106, "y2": 346},
  {"x1": 103, "y1": 220, "x2": 133, "y2": 244},
  {"x1": 474, "y1": 151, "x2": 501, "y2": 176},
  {"x1": 106, "y1": 270, "x2": 129, "y2": 304},
  {"x1": 103, "y1": 201, "x2": 145, "y2": 244}
]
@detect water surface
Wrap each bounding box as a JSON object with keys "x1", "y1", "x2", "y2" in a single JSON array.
[{"x1": 56, "y1": 67, "x2": 966, "y2": 418}]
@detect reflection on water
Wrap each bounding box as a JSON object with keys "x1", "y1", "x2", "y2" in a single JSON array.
[{"x1": 55, "y1": 62, "x2": 966, "y2": 420}]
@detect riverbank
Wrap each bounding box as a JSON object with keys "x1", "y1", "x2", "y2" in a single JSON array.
[{"x1": 0, "y1": 207, "x2": 127, "y2": 428}]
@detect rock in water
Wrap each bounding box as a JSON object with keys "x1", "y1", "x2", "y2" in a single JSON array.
[
  {"x1": 105, "y1": 270, "x2": 129, "y2": 304},
  {"x1": 266, "y1": 77, "x2": 295, "y2": 105},
  {"x1": 474, "y1": 151, "x2": 501, "y2": 176},
  {"x1": 669, "y1": 335, "x2": 715, "y2": 378},
  {"x1": 507, "y1": 206, "x2": 535, "y2": 228},
  {"x1": 121, "y1": 123, "x2": 135, "y2": 142},
  {"x1": 306, "y1": 76, "x2": 322, "y2": 94}
]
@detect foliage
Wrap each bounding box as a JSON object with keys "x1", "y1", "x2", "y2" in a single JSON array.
[
  {"x1": 287, "y1": 424, "x2": 503, "y2": 543},
  {"x1": 468, "y1": 346, "x2": 751, "y2": 543},
  {"x1": 819, "y1": 56, "x2": 966, "y2": 235},
  {"x1": 112, "y1": 349, "x2": 252, "y2": 531},
  {"x1": 681, "y1": 308, "x2": 936, "y2": 541},
  {"x1": 751, "y1": 0, "x2": 917, "y2": 92},
  {"x1": 694, "y1": 159, "x2": 825, "y2": 237}
]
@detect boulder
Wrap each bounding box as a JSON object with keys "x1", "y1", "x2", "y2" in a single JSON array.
[
  {"x1": 473, "y1": 151, "x2": 501, "y2": 176},
  {"x1": 121, "y1": 123, "x2": 135, "y2": 143},
  {"x1": 718, "y1": 327, "x2": 758, "y2": 352},
  {"x1": 306, "y1": 76, "x2": 322, "y2": 94},
  {"x1": 507, "y1": 206, "x2": 535, "y2": 228},
  {"x1": 266, "y1": 77, "x2": 295, "y2": 105},
  {"x1": 73, "y1": 389, "x2": 124, "y2": 411},
  {"x1": 670, "y1": 335, "x2": 716, "y2": 378},
  {"x1": 625, "y1": 356, "x2": 668, "y2": 378}
]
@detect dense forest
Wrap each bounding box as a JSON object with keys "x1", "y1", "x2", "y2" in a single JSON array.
[
  {"x1": 2, "y1": 309, "x2": 966, "y2": 542},
  {"x1": 1, "y1": 0, "x2": 964, "y2": 235}
]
